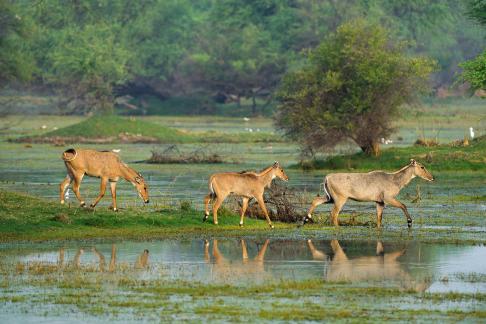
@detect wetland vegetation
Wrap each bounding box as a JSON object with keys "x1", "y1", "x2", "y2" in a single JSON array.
[{"x1": 1, "y1": 1, "x2": 485, "y2": 320}]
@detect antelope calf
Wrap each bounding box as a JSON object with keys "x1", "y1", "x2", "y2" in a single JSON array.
[
  {"x1": 203, "y1": 162, "x2": 289, "y2": 228},
  {"x1": 59, "y1": 148, "x2": 149, "y2": 210},
  {"x1": 304, "y1": 159, "x2": 434, "y2": 228}
]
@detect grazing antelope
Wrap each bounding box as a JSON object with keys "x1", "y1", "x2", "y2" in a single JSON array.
[
  {"x1": 203, "y1": 162, "x2": 289, "y2": 228},
  {"x1": 304, "y1": 159, "x2": 434, "y2": 228},
  {"x1": 59, "y1": 148, "x2": 149, "y2": 211}
]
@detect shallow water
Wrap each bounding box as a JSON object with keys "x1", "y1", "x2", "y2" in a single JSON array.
[
  {"x1": 2, "y1": 239, "x2": 485, "y2": 293},
  {"x1": 0, "y1": 142, "x2": 485, "y2": 217}
]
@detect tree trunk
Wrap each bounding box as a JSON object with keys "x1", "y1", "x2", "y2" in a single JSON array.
[
  {"x1": 360, "y1": 141, "x2": 381, "y2": 156},
  {"x1": 251, "y1": 95, "x2": 257, "y2": 116}
]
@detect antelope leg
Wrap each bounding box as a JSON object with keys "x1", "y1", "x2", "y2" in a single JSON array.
[
  {"x1": 240, "y1": 197, "x2": 249, "y2": 226},
  {"x1": 256, "y1": 196, "x2": 273, "y2": 229},
  {"x1": 385, "y1": 197, "x2": 412, "y2": 227},
  {"x1": 59, "y1": 175, "x2": 72, "y2": 204},
  {"x1": 376, "y1": 202, "x2": 385, "y2": 228},
  {"x1": 109, "y1": 181, "x2": 118, "y2": 211},
  {"x1": 203, "y1": 194, "x2": 212, "y2": 222},
  {"x1": 330, "y1": 198, "x2": 346, "y2": 226},
  {"x1": 72, "y1": 173, "x2": 85, "y2": 206},
  {"x1": 90, "y1": 177, "x2": 108, "y2": 208}
]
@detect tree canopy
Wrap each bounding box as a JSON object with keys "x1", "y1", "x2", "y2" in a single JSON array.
[
  {"x1": 1, "y1": 0, "x2": 484, "y2": 114},
  {"x1": 460, "y1": 0, "x2": 486, "y2": 92},
  {"x1": 275, "y1": 20, "x2": 436, "y2": 156}
]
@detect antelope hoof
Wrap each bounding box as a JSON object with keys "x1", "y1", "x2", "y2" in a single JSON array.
[
  {"x1": 202, "y1": 214, "x2": 209, "y2": 222},
  {"x1": 80, "y1": 202, "x2": 86, "y2": 208},
  {"x1": 407, "y1": 219, "x2": 413, "y2": 228},
  {"x1": 60, "y1": 200, "x2": 65, "y2": 205},
  {"x1": 214, "y1": 221, "x2": 218, "y2": 225},
  {"x1": 269, "y1": 224, "x2": 275, "y2": 229},
  {"x1": 239, "y1": 222, "x2": 243, "y2": 227},
  {"x1": 306, "y1": 215, "x2": 315, "y2": 224},
  {"x1": 113, "y1": 207, "x2": 118, "y2": 212},
  {"x1": 90, "y1": 203, "x2": 96, "y2": 208}
]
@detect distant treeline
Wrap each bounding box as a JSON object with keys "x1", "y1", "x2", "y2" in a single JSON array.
[{"x1": 1, "y1": 0, "x2": 485, "y2": 114}]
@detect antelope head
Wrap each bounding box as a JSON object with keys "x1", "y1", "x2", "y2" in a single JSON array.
[
  {"x1": 272, "y1": 161, "x2": 289, "y2": 181},
  {"x1": 133, "y1": 173, "x2": 150, "y2": 203},
  {"x1": 410, "y1": 159, "x2": 434, "y2": 182}
]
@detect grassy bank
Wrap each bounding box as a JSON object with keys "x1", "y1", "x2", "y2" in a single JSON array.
[
  {"x1": 1, "y1": 190, "x2": 485, "y2": 243},
  {"x1": 297, "y1": 135, "x2": 486, "y2": 171},
  {"x1": 15, "y1": 115, "x2": 279, "y2": 144}
]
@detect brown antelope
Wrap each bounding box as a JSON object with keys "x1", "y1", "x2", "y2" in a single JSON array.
[
  {"x1": 307, "y1": 240, "x2": 430, "y2": 291},
  {"x1": 59, "y1": 148, "x2": 149, "y2": 211},
  {"x1": 203, "y1": 162, "x2": 289, "y2": 228},
  {"x1": 304, "y1": 159, "x2": 434, "y2": 228}
]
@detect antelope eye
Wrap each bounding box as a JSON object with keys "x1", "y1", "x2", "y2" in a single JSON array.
[{"x1": 421, "y1": 166, "x2": 424, "y2": 169}]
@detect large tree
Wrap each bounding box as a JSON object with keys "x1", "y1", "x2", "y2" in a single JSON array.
[
  {"x1": 275, "y1": 20, "x2": 435, "y2": 156},
  {"x1": 460, "y1": 0, "x2": 486, "y2": 92},
  {"x1": 0, "y1": 0, "x2": 34, "y2": 86}
]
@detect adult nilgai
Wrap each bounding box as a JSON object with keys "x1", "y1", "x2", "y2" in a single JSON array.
[
  {"x1": 203, "y1": 162, "x2": 289, "y2": 228},
  {"x1": 59, "y1": 148, "x2": 149, "y2": 210},
  {"x1": 304, "y1": 159, "x2": 434, "y2": 228}
]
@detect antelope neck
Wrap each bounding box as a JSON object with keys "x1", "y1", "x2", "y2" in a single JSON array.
[{"x1": 393, "y1": 165, "x2": 415, "y2": 189}]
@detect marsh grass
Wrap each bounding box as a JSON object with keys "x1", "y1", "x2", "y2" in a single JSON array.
[
  {"x1": 297, "y1": 135, "x2": 486, "y2": 171},
  {"x1": 2, "y1": 272, "x2": 486, "y2": 322}
]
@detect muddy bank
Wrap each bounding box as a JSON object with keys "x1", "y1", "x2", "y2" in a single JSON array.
[{"x1": 12, "y1": 133, "x2": 161, "y2": 145}]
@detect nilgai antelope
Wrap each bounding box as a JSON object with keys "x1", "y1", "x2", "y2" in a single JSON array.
[
  {"x1": 304, "y1": 159, "x2": 434, "y2": 228},
  {"x1": 203, "y1": 162, "x2": 289, "y2": 228},
  {"x1": 59, "y1": 148, "x2": 149, "y2": 210}
]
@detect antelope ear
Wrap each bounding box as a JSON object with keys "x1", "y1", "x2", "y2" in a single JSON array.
[
  {"x1": 273, "y1": 161, "x2": 279, "y2": 168},
  {"x1": 410, "y1": 159, "x2": 417, "y2": 165}
]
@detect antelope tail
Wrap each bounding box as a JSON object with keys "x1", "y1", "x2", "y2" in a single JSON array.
[
  {"x1": 322, "y1": 179, "x2": 333, "y2": 203},
  {"x1": 62, "y1": 148, "x2": 77, "y2": 161},
  {"x1": 209, "y1": 178, "x2": 217, "y2": 199}
]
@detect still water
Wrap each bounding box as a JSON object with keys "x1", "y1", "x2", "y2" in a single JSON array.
[{"x1": 2, "y1": 239, "x2": 485, "y2": 293}]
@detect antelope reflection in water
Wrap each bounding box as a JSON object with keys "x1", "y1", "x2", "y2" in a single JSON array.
[
  {"x1": 307, "y1": 240, "x2": 430, "y2": 291},
  {"x1": 54, "y1": 245, "x2": 149, "y2": 272},
  {"x1": 204, "y1": 239, "x2": 271, "y2": 282}
]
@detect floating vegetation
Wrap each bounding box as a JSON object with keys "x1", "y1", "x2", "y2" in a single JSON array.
[{"x1": 146, "y1": 145, "x2": 224, "y2": 164}]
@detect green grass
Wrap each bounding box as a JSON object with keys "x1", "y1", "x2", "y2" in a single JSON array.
[
  {"x1": 41, "y1": 115, "x2": 195, "y2": 142},
  {"x1": 297, "y1": 135, "x2": 486, "y2": 171},
  {"x1": 1, "y1": 190, "x2": 485, "y2": 243},
  {"x1": 0, "y1": 190, "x2": 290, "y2": 242},
  {"x1": 18, "y1": 115, "x2": 279, "y2": 143}
]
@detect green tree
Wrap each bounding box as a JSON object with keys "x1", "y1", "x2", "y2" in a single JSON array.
[
  {"x1": 275, "y1": 20, "x2": 435, "y2": 156},
  {"x1": 0, "y1": 0, "x2": 34, "y2": 86},
  {"x1": 460, "y1": 0, "x2": 486, "y2": 91},
  {"x1": 24, "y1": 0, "x2": 137, "y2": 113}
]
